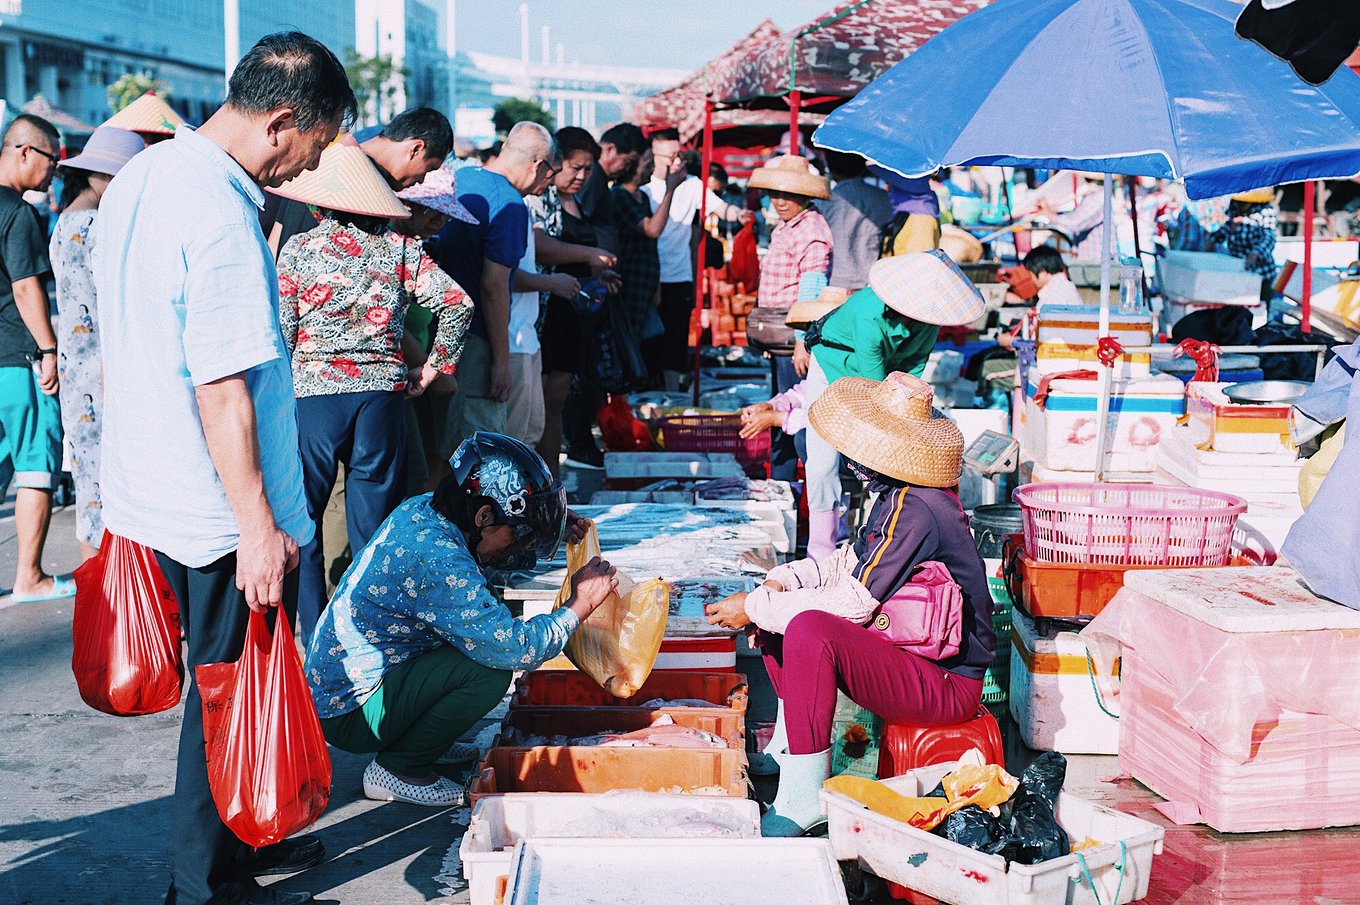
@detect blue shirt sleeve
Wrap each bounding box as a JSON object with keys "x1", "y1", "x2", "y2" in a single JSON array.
[
  {"x1": 483, "y1": 194, "x2": 530, "y2": 269},
  {"x1": 417, "y1": 540, "x2": 580, "y2": 670}
]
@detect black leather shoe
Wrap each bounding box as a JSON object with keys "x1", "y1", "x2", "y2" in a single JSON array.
[
  {"x1": 242, "y1": 835, "x2": 325, "y2": 877},
  {"x1": 243, "y1": 889, "x2": 316, "y2": 905}
]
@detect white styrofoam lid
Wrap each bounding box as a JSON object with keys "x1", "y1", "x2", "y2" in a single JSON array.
[
  {"x1": 1038, "y1": 304, "x2": 1153, "y2": 325},
  {"x1": 1123, "y1": 568, "x2": 1360, "y2": 632},
  {"x1": 506, "y1": 837, "x2": 849, "y2": 905},
  {"x1": 1027, "y1": 371, "x2": 1186, "y2": 397}
]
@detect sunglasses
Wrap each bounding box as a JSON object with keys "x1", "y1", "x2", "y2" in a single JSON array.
[{"x1": 17, "y1": 144, "x2": 58, "y2": 164}]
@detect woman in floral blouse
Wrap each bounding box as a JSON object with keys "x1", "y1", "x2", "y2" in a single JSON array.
[
  {"x1": 47, "y1": 126, "x2": 143, "y2": 559},
  {"x1": 278, "y1": 173, "x2": 475, "y2": 643}
]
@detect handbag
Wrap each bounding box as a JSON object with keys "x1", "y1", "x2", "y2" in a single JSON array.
[
  {"x1": 746, "y1": 306, "x2": 798, "y2": 353},
  {"x1": 866, "y1": 560, "x2": 964, "y2": 661}
]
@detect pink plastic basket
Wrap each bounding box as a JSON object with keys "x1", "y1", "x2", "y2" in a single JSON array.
[
  {"x1": 1013, "y1": 483, "x2": 1246, "y2": 566},
  {"x1": 658, "y1": 414, "x2": 770, "y2": 478}
]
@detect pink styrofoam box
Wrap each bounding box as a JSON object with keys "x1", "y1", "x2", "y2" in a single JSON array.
[
  {"x1": 1117, "y1": 650, "x2": 1360, "y2": 832},
  {"x1": 1081, "y1": 568, "x2": 1360, "y2": 765}
]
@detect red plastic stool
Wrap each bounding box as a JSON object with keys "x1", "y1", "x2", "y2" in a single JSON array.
[
  {"x1": 876, "y1": 707, "x2": 1005, "y2": 779},
  {"x1": 876, "y1": 708, "x2": 1005, "y2": 903}
]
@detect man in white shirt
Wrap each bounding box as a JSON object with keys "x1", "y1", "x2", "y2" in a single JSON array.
[
  {"x1": 1025, "y1": 244, "x2": 1084, "y2": 309},
  {"x1": 643, "y1": 129, "x2": 749, "y2": 390},
  {"x1": 94, "y1": 32, "x2": 354, "y2": 905}
]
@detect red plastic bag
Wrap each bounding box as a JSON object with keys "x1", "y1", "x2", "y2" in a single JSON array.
[
  {"x1": 197, "y1": 608, "x2": 332, "y2": 847},
  {"x1": 71, "y1": 532, "x2": 183, "y2": 715},
  {"x1": 729, "y1": 219, "x2": 760, "y2": 292}
]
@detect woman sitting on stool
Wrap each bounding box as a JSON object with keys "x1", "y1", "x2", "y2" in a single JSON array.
[
  {"x1": 707, "y1": 373, "x2": 996, "y2": 835},
  {"x1": 305, "y1": 432, "x2": 617, "y2": 806}
]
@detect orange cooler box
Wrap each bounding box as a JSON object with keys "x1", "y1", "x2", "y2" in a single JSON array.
[
  {"x1": 469, "y1": 746, "x2": 746, "y2": 802},
  {"x1": 511, "y1": 670, "x2": 748, "y2": 715},
  {"x1": 500, "y1": 706, "x2": 744, "y2": 751},
  {"x1": 1187, "y1": 382, "x2": 1293, "y2": 454}
]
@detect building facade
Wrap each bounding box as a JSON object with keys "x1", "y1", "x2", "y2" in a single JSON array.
[{"x1": 0, "y1": 0, "x2": 355, "y2": 130}]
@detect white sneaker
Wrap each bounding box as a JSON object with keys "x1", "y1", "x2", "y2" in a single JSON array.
[
  {"x1": 362, "y1": 760, "x2": 466, "y2": 807},
  {"x1": 435, "y1": 740, "x2": 481, "y2": 766}
]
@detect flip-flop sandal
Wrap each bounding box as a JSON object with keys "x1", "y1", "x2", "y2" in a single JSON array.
[{"x1": 9, "y1": 576, "x2": 76, "y2": 603}]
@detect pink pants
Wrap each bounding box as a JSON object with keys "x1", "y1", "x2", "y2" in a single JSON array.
[{"x1": 760, "y1": 610, "x2": 984, "y2": 755}]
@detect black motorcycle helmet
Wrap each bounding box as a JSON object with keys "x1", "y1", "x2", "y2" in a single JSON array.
[{"x1": 442, "y1": 432, "x2": 567, "y2": 563}]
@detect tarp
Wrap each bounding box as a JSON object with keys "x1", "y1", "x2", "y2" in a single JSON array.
[
  {"x1": 634, "y1": 20, "x2": 782, "y2": 141},
  {"x1": 710, "y1": 0, "x2": 990, "y2": 110}
]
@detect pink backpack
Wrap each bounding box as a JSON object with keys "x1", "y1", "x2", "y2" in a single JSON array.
[{"x1": 866, "y1": 560, "x2": 963, "y2": 661}]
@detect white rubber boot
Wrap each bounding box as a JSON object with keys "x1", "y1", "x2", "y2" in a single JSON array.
[
  {"x1": 760, "y1": 748, "x2": 832, "y2": 837},
  {"x1": 749, "y1": 700, "x2": 788, "y2": 776}
]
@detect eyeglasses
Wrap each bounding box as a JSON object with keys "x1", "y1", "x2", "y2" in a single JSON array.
[{"x1": 16, "y1": 145, "x2": 58, "y2": 164}]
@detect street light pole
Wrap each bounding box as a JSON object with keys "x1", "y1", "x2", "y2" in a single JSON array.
[{"x1": 223, "y1": 0, "x2": 240, "y2": 83}]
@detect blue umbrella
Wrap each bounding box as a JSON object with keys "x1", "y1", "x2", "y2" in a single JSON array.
[{"x1": 812, "y1": 0, "x2": 1360, "y2": 199}]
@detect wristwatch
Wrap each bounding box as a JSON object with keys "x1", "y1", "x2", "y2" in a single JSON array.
[{"x1": 36, "y1": 347, "x2": 56, "y2": 357}]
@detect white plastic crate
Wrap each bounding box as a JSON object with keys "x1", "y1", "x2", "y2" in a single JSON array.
[
  {"x1": 821, "y1": 759, "x2": 1164, "y2": 905},
  {"x1": 503, "y1": 837, "x2": 848, "y2": 905},
  {"x1": 1159, "y1": 250, "x2": 1261, "y2": 304},
  {"x1": 461, "y1": 792, "x2": 760, "y2": 905}
]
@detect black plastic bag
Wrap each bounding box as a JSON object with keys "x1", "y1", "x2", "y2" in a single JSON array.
[
  {"x1": 591, "y1": 299, "x2": 648, "y2": 393},
  {"x1": 988, "y1": 752, "x2": 1069, "y2": 865},
  {"x1": 1255, "y1": 321, "x2": 1329, "y2": 382},
  {"x1": 945, "y1": 805, "x2": 1004, "y2": 849}
]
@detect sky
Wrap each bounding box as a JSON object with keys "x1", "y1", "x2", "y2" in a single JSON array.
[{"x1": 454, "y1": 0, "x2": 835, "y2": 71}]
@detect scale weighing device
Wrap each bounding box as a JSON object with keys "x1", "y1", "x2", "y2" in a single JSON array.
[{"x1": 963, "y1": 430, "x2": 1020, "y2": 505}]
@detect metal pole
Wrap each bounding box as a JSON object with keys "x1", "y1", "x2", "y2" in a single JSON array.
[
  {"x1": 693, "y1": 99, "x2": 715, "y2": 405},
  {"x1": 1303, "y1": 180, "x2": 1316, "y2": 334},
  {"x1": 1092, "y1": 174, "x2": 1115, "y2": 482},
  {"x1": 223, "y1": 0, "x2": 240, "y2": 83}
]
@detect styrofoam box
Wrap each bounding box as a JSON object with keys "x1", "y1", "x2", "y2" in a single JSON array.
[
  {"x1": 1163, "y1": 296, "x2": 1267, "y2": 332},
  {"x1": 1023, "y1": 372, "x2": 1184, "y2": 473},
  {"x1": 1186, "y1": 383, "x2": 1295, "y2": 455},
  {"x1": 1157, "y1": 424, "x2": 1300, "y2": 493},
  {"x1": 461, "y1": 792, "x2": 760, "y2": 905},
  {"x1": 1010, "y1": 607, "x2": 1119, "y2": 755},
  {"x1": 1019, "y1": 461, "x2": 1155, "y2": 485},
  {"x1": 504, "y1": 837, "x2": 849, "y2": 905},
  {"x1": 1159, "y1": 250, "x2": 1262, "y2": 304},
  {"x1": 694, "y1": 495, "x2": 796, "y2": 554},
  {"x1": 821, "y1": 759, "x2": 1164, "y2": 905},
  {"x1": 603, "y1": 452, "x2": 746, "y2": 480},
  {"x1": 1119, "y1": 651, "x2": 1360, "y2": 833},
  {"x1": 1035, "y1": 305, "x2": 1153, "y2": 347}
]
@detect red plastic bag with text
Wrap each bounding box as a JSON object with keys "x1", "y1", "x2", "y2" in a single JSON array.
[
  {"x1": 197, "y1": 608, "x2": 332, "y2": 847},
  {"x1": 71, "y1": 532, "x2": 183, "y2": 715}
]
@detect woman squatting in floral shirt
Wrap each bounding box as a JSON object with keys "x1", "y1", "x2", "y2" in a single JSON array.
[{"x1": 278, "y1": 168, "x2": 474, "y2": 643}]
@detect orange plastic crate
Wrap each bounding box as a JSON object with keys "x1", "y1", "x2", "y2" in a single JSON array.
[
  {"x1": 469, "y1": 746, "x2": 747, "y2": 802},
  {"x1": 511, "y1": 670, "x2": 748, "y2": 714},
  {"x1": 500, "y1": 706, "x2": 744, "y2": 751}
]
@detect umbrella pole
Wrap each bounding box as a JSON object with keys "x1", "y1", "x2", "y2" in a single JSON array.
[
  {"x1": 1093, "y1": 174, "x2": 1115, "y2": 482},
  {"x1": 693, "y1": 99, "x2": 716, "y2": 405},
  {"x1": 1302, "y1": 180, "x2": 1315, "y2": 334},
  {"x1": 788, "y1": 90, "x2": 801, "y2": 154}
]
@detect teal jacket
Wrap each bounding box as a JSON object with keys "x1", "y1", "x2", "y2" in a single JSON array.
[{"x1": 811, "y1": 286, "x2": 939, "y2": 383}]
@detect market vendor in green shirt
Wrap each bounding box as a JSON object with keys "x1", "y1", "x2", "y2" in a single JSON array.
[{"x1": 741, "y1": 250, "x2": 985, "y2": 562}]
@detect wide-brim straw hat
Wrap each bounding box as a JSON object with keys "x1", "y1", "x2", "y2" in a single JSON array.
[
  {"x1": 748, "y1": 155, "x2": 831, "y2": 200},
  {"x1": 809, "y1": 372, "x2": 963, "y2": 488},
  {"x1": 61, "y1": 126, "x2": 143, "y2": 177},
  {"x1": 868, "y1": 249, "x2": 987, "y2": 326},
  {"x1": 268, "y1": 133, "x2": 409, "y2": 219},
  {"x1": 1232, "y1": 187, "x2": 1275, "y2": 204},
  {"x1": 101, "y1": 92, "x2": 184, "y2": 136},
  {"x1": 786, "y1": 285, "x2": 850, "y2": 327},
  {"x1": 397, "y1": 163, "x2": 478, "y2": 225}
]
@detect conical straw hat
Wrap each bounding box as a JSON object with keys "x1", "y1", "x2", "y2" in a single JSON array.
[
  {"x1": 808, "y1": 372, "x2": 964, "y2": 487},
  {"x1": 101, "y1": 92, "x2": 185, "y2": 135},
  {"x1": 748, "y1": 155, "x2": 831, "y2": 199},
  {"x1": 785, "y1": 285, "x2": 850, "y2": 327},
  {"x1": 267, "y1": 133, "x2": 409, "y2": 219}
]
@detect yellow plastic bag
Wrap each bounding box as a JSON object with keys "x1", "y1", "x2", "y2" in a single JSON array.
[
  {"x1": 552, "y1": 521, "x2": 670, "y2": 697},
  {"x1": 1300, "y1": 422, "x2": 1345, "y2": 509},
  {"x1": 824, "y1": 749, "x2": 1019, "y2": 832},
  {"x1": 823, "y1": 775, "x2": 949, "y2": 829}
]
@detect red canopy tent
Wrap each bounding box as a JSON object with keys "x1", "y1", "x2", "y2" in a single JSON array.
[
  {"x1": 634, "y1": 19, "x2": 783, "y2": 142},
  {"x1": 710, "y1": 0, "x2": 992, "y2": 145}
]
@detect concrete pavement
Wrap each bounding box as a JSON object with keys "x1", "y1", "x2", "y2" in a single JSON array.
[{"x1": 0, "y1": 499, "x2": 478, "y2": 905}]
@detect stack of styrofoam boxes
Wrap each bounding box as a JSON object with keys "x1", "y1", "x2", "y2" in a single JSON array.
[
  {"x1": 1009, "y1": 605, "x2": 1120, "y2": 755},
  {"x1": 694, "y1": 479, "x2": 796, "y2": 555},
  {"x1": 1020, "y1": 304, "x2": 1168, "y2": 483},
  {"x1": 1158, "y1": 249, "x2": 1266, "y2": 332},
  {"x1": 1156, "y1": 383, "x2": 1302, "y2": 563},
  {"x1": 1099, "y1": 567, "x2": 1360, "y2": 833}
]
